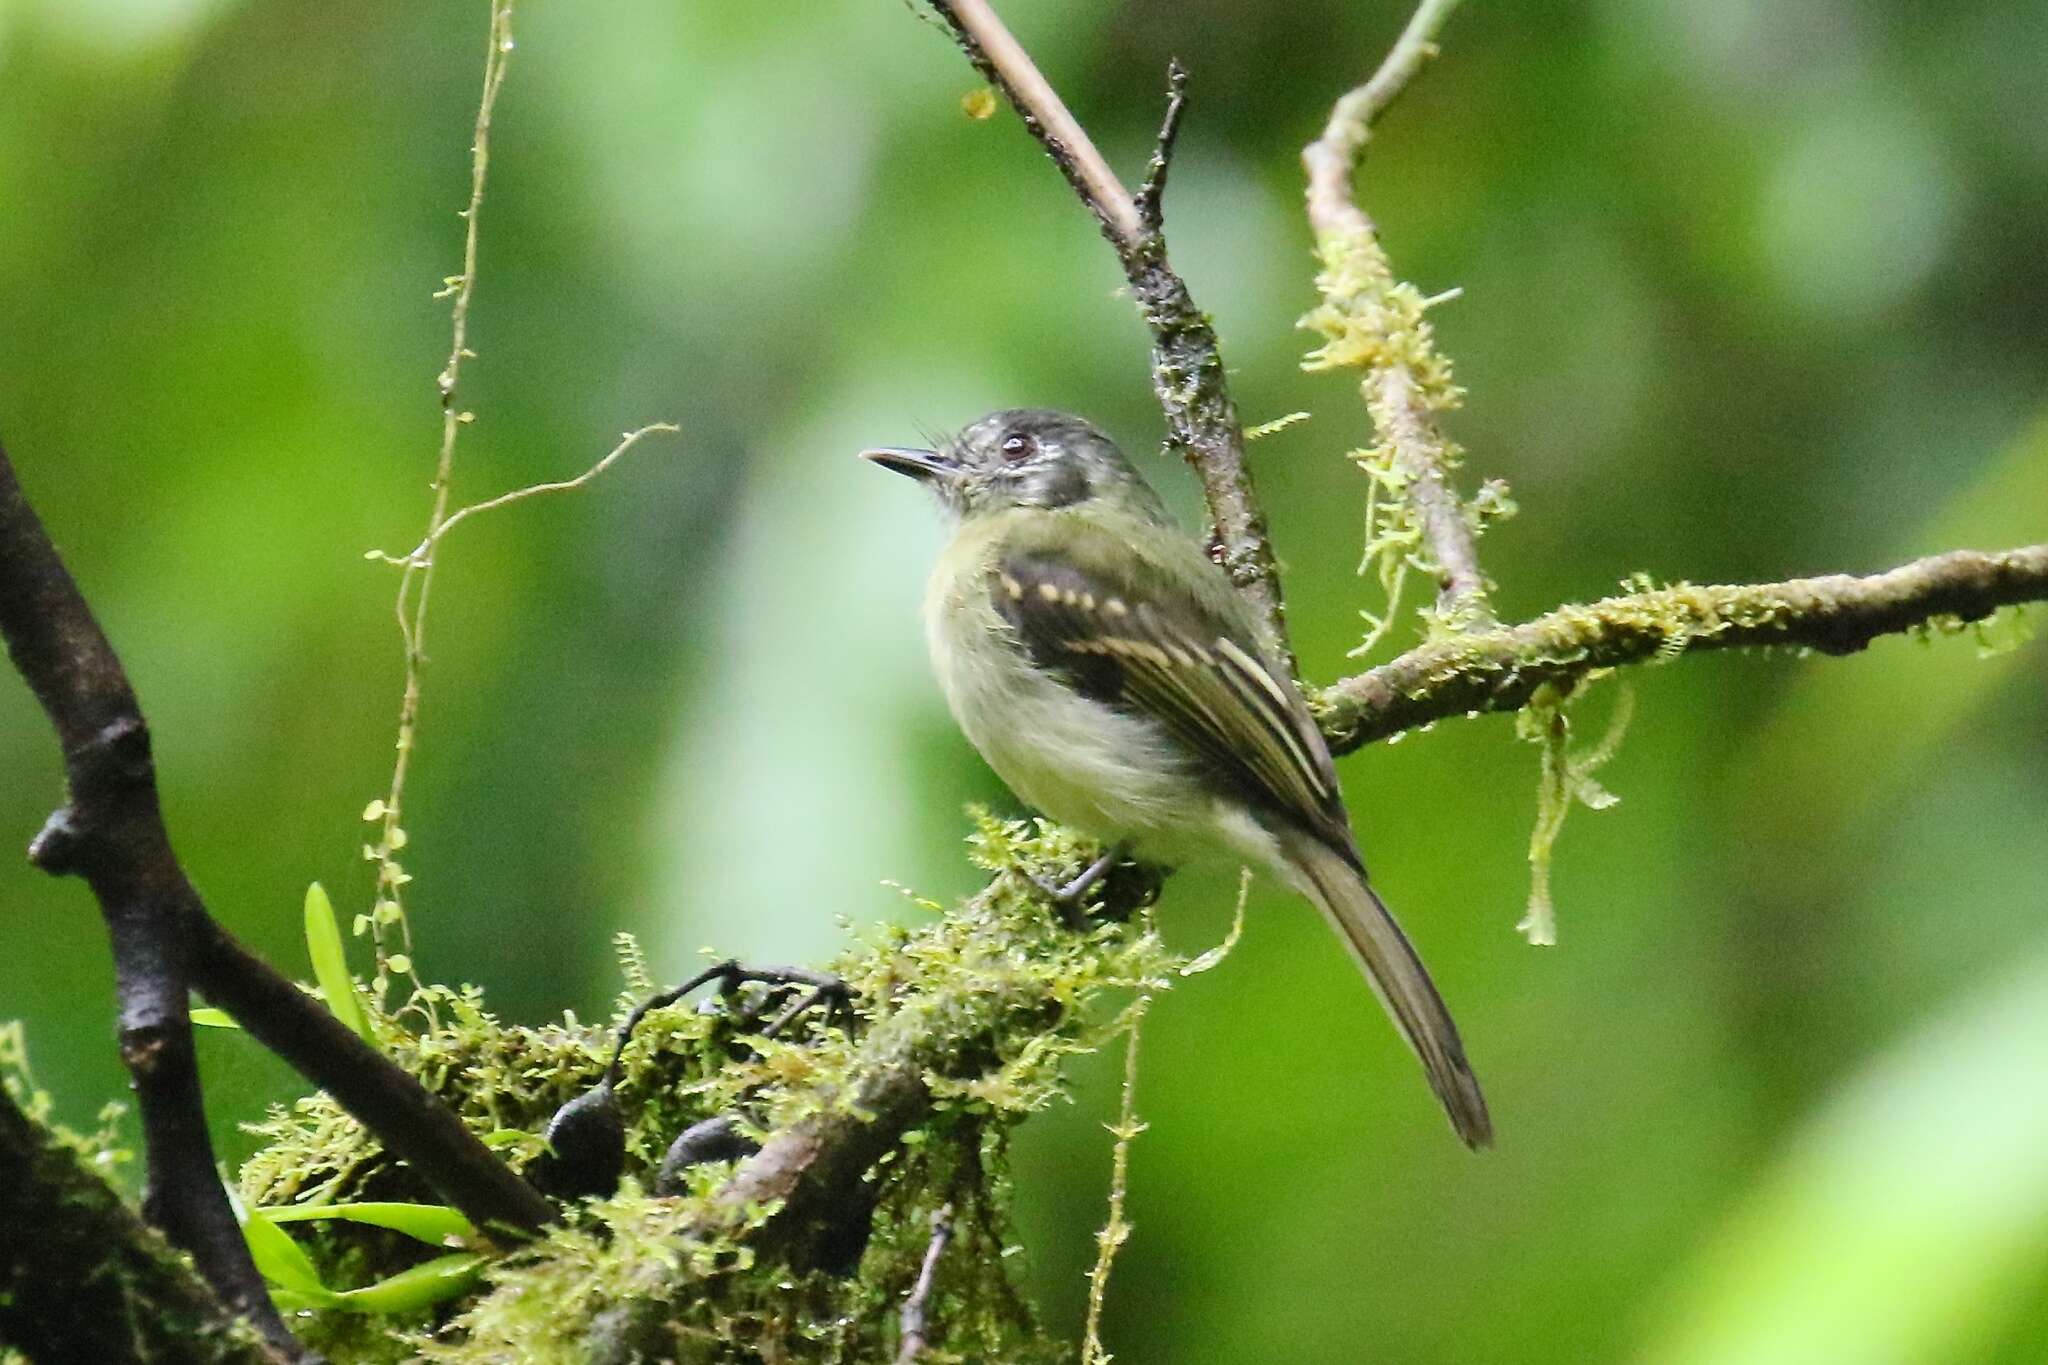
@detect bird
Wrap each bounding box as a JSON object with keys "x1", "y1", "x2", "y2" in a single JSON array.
[{"x1": 862, "y1": 407, "x2": 1490, "y2": 1148}]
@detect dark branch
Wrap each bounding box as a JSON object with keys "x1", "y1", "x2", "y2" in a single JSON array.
[
  {"x1": 185, "y1": 918, "x2": 556, "y2": 1234},
  {"x1": 1315, "y1": 544, "x2": 2048, "y2": 754},
  {"x1": 0, "y1": 445, "x2": 303, "y2": 1356},
  {"x1": 921, "y1": 3, "x2": 1294, "y2": 675},
  {"x1": 0, "y1": 1085, "x2": 285, "y2": 1365},
  {"x1": 0, "y1": 443, "x2": 554, "y2": 1259}
]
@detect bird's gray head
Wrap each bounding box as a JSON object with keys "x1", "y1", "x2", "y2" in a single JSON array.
[{"x1": 862, "y1": 408, "x2": 1167, "y2": 522}]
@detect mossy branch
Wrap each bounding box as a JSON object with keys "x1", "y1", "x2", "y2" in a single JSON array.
[
  {"x1": 215, "y1": 818, "x2": 1163, "y2": 1362},
  {"x1": 1302, "y1": 0, "x2": 1495, "y2": 631},
  {"x1": 1314, "y1": 544, "x2": 2048, "y2": 754},
  {"x1": 0, "y1": 1082, "x2": 283, "y2": 1365}
]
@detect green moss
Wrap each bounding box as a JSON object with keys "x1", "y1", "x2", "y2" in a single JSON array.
[
  {"x1": 1299, "y1": 229, "x2": 1463, "y2": 413},
  {"x1": 237, "y1": 815, "x2": 1179, "y2": 1363}
]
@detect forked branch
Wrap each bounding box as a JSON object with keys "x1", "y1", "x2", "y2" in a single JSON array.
[
  {"x1": 0, "y1": 441, "x2": 555, "y2": 1339},
  {"x1": 922, "y1": 0, "x2": 1292, "y2": 673}
]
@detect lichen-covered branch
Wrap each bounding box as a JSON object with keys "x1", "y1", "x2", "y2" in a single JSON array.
[
  {"x1": 921, "y1": 1, "x2": 1293, "y2": 673},
  {"x1": 1314, "y1": 544, "x2": 2048, "y2": 755},
  {"x1": 0, "y1": 1085, "x2": 285, "y2": 1365},
  {"x1": 568, "y1": 842, "x2": 1170, "y2": 1363},
  {"x1": 1302, "y1": 0, "x2": 1495, "y2": 629}
]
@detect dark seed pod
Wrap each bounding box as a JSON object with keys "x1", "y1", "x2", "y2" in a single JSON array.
[{"x1": 535, "y1": 1080, "x2": 626, "y2": 1199}]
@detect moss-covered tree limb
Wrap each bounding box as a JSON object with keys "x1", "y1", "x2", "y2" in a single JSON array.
[
  {"x1": 921, "y1": 0, "x2": 1293, "y2": 677},
  {"x1": 0, "y1": 1084, "x2": 284, "y2": 1365},
  {"x1": 0, "y1": 444, "x2": 555, "y2": 1250},
  {"x1": 1314, "y1": 544, "x2": 2048, "y2": 755},
  {"x1": 1301, "y1": 0, "x2": 1495, "y2": 629},
  {"x1": 572, "y1": 862, "x2": 1163, "y2": 1363}
]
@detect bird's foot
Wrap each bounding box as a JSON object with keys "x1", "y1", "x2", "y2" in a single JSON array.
[{"x1": 1027, "y1": 844, "x2": 1127, "y2": 928}]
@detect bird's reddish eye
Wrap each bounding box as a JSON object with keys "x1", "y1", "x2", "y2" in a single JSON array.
[{"x1": 999, "y1": 433, "x2": 1034, "y2": 461}]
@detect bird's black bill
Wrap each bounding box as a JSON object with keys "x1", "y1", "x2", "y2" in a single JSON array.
[{"x1": 860, "y1": 446, "x2": 958, "y2": 483}]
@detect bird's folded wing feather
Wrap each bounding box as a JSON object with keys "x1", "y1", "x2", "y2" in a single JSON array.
[{"x1": 990, "y1": 529, "x2": 1352, "y2": 854}]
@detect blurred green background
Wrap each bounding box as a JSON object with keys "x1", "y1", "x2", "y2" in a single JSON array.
[{"x1": 4, "y1": 0, "x2": 2046, "y2": 1359}]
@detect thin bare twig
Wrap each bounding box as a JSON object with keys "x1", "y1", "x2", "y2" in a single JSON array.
[
  {"x1": 921, "y1": 2, "x2": 1294, "y2": 673},
  {"x1": 1315, "y1": 543, "x2": 2048, "y2": 754},
  {"x1": 371, "y1": 423, "x2": 681, "y2": 568},
  {"x1": 1302, "y1": 0, "x2": 1493, "y2": 629},
  {"x1": 894, "y1": 1203, "x2": 955, "y2": 1364},
  {"x1": 1080, "y1": 1009, "x2": 1147, "y2": 1365},
  {"x1": 370, "y1": 0, "x2": 517, "y2": 998}
]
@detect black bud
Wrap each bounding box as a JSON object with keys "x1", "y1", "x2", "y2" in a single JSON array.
[
  {"x1": 653, "y1": 1116, "x2": 760, "y2": 1196},
  {"x1": 535, "y1": 1080, "x2": 625, "y2": 1199}
]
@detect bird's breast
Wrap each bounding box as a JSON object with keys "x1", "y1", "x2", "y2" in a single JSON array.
[{"x1": 924, "y1": 543, "x2": 1199, "y2": 849}]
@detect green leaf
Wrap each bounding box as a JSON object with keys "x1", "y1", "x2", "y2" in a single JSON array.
[
  {"x1": 268, "y1": 1287, "x2": 336, "y2": 1314},
  {"x1": 261, "y1": 1201, "x2": 475, "y2": 1246},
  {"x1": 240, "y1": 1210, "x2": 338, "y2": 1305},
  {"x1": 189, "y1": 1007, "x2": 241, "y2": 1029},
  {"x1": 330, "y1": 1252, "x2": 486, "y2": 1315},
  {"x1": 304, "y1": 882, "x2": 373, "y2": 1045}
]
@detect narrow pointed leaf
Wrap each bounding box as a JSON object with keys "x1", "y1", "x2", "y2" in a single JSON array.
[
  {"x1": 304, "y1": 881, "x2": 373, "y2": 1044},
  {"x1": 240, "y1": 1210, "x2": 338, "y2": 1305},
  {"x1": 330, "y1": 1252, "x2": 487, "y2": 1315},
  {"x1": 261, "y1": 1201, "x2": 475, "y2": 1246}
]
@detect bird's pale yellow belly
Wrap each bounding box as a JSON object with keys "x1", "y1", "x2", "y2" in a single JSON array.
[{"x1": 925, "y1": 555, "x2": 1210, "y2": 859}]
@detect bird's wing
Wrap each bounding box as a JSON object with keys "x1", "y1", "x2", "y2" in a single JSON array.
[{"x1": 990, "y1": 528, "x2": 1352, "y2": 853}]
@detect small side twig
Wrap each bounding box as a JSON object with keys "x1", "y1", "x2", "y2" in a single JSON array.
[
  {"x1": 603, "y1": 960, "x2": 852, "y2": 1086},
  {"x1": 1131, "y1": 61, "x2": 1188, "y2": 235},
  {"x1": 370, "y1": 423, "x2": 681, "y2": 569},
  {"x1": 922, "y1": 2, "x2": 1293, "y2": 674},
  {"x1": 894, "y1": 1203, "x2": 955, "y2": 1364}
]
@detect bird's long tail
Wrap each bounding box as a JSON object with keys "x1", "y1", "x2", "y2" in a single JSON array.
[{"x1": 1279, "y1": 830, "x2": 1493, "y2": 1149}]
